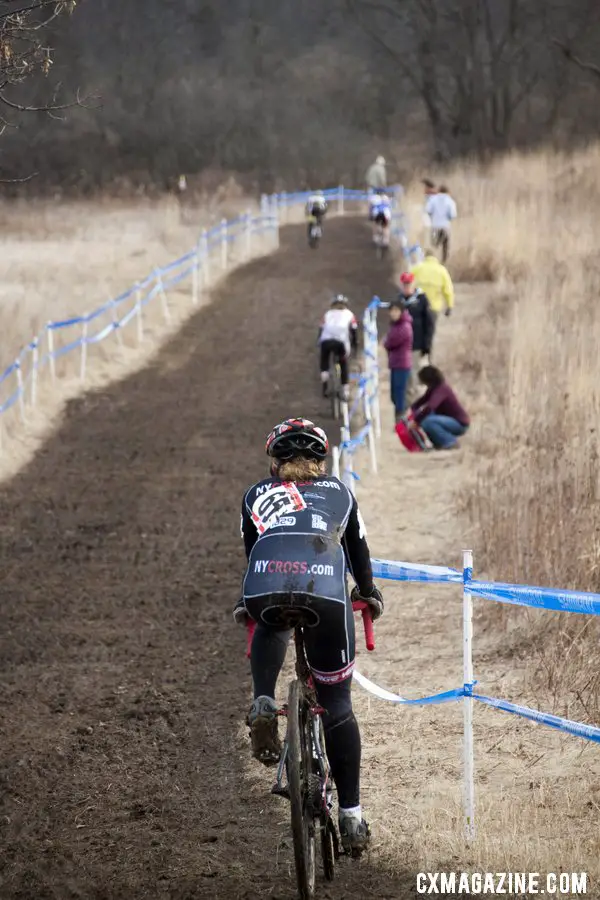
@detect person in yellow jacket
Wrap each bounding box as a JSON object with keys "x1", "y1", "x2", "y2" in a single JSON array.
[{"x1": 411, "y1": 249, "x2": 454, "y2": 318}]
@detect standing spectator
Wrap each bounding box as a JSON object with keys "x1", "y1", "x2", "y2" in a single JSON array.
[
  {"x1": 421, "y1": 178, "x2": 437, "y2": 240},
  {"x1": 383, "y1": 300, "x2": 413, "y2": 423},
  {"x1": 410, "y1": 365, "x2": 470, "y2": 450},
  {"x1": 411, "y1": 249, "x2": 454, "y2": 318},
  {"x1": 365, "y1": 155, "x2": 387, "y2": 192},
  {"x1": 398, "y1": 272, "x2": 435, "y2": 401},
  {"x1": 425, "y1": 185, "x2": 457, "y2": 263}
]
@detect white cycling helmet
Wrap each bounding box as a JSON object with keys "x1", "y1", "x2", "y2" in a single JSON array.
[{"x1": 376, "y1": 155, "x2": 385, "y2": 165}]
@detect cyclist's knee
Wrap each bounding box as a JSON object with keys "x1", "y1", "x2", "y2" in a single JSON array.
[{"x1": 314, "y1": 678, "x2": 353, "y2": 731}]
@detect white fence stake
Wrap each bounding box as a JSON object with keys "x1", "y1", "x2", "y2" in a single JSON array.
[
  {"x1": 135, "y1": 283, "x2": 144, "y2": 345},
  {"x1": 245, "y1": 209, "x2": 252, "y2": 260},
  {"x1": 221, "y1": 218, "x2": 228, "y2": 270},
  {"x1": 112, "y1": 300, "x2": 123, "y2": 347},
  {"x1": 338, "y1": 184, "x2": 345, "y2": 216},
  {"x1": 364, "y1": 390, "x2": 378, "y2": 474},
  {"x1": 271, "y1": 194, "x2": 280, "y2": 250},
  {"x1": 341, "y1": 407, "x2": 355, "y2": 494},
  {"x1": 192, "y1": 246, "x2": 199, "y2": 307},
  {"x1": 201, "y1": 229, "x2": 210, "y2": 286},
  {"x1": 280, "y1": 191, "x2": 287, "y2": 223},
  {"x1": 31, "y1": 337, "x2": 39, "y2": 408},
  {"x1": 332, "y1": 445, "x2": 340, "y2": 479},
  {"x1": 16, "y1": 360, "x2": 25, "y2": 423},
  {"x1": 369, "y1": 308, "x2": 382, "y2": 439},
  {"x1": 463, "y1": 549, "x2": 476, "y2": 843},
  {"x1": 80, "y1": 318, "x2": 88, "y2": 382},
  {"x1": 156, "y1": 271, "x2": 171, "y2": 324},
  {"x1": 47, "y1": 324, "x2": 56, "y2": 384}
]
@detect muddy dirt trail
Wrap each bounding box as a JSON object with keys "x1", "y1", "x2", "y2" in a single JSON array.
[{"x1": 0, "y1": 219, "x2": 421, "y2": 899}]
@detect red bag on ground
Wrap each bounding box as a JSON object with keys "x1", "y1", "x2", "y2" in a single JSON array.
[{"x1": 395, "y1": 415, "x2": 428, "y2": 452}]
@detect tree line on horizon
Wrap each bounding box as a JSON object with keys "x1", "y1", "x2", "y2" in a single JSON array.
[{"x1": 2, "y1": 0, "x2": 600, "y2": 191}]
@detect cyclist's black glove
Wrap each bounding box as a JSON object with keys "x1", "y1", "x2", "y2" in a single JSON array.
[
  {"x1": 445, "y1": 308, "x2": 452, "y2": 318},
  {"x1": 351, "y1": 585, "x2": 384, "y2": 621},
  {"x1": 233, "y1": 598, "x2": 249, "y2": 627}
]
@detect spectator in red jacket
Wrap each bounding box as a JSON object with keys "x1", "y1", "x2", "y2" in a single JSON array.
[
  {"x1": 410, "y1": 365, "x2": 470, "y2": 449},
  {"x1": 383, "y1": 300, "x2": 413, "y2": 422}
]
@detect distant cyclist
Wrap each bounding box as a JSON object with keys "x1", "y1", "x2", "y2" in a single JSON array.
[
  {"x1": 318, "y1": 295, "x2": 358, "y2": 401},
  {"x1": 370, "y1": 191, "x2": 392, "y2": 249},
  {"x1": 233, "y1": 417, "x2": 384, "y2": 854},
  {"x1": 305, "y1": 190, "x2": 328, "y2": 240}
]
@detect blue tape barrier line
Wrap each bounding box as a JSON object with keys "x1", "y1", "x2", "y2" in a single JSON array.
[
  {"x1": 370, "y1": 556, "x2": 600, "y2": 617},
  {"x1": 354, "y1": 669, "x2": 466, "y2": 706},
  {"x1": 472, "y1": 693, "x2": 600, "y2": 744},
  {"x1": 1, "y1": 184, "x2": 392, "y2": 418},
  {"x1": 470, "y1": 580, "x2": 600, "y2": 617},
  {"x1": 372, "y1": 558, "x2": 462, "y2": 584},
  {"x1": 353, "y1": 672, "x2": 600, "y2": 744},
  {"x1": 353, "y1": 556, "x2": 600, "y2": 745}
]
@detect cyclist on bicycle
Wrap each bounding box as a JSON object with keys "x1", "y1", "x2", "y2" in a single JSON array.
[
  {"x1": 318, "y1": 294, "x2": 358, "y2": 401},
  {"x1": 370, "y1": 191, "x2": 392, "y2": 248},
  {"x1": 305, "y1": 190, "x2": 328, "y2": 239},
  {"x1": 233, "y1": 418, "x2": 384, "y2": 854}
]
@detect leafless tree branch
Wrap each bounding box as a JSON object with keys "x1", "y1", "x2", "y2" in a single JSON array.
[{"x1": 552, "y1": 38, "x2": 600, "y2": 81}]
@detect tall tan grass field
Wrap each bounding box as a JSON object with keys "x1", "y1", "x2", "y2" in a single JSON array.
[{"x1": 405, "y1": 146, "x2": 600, "y2": 724}]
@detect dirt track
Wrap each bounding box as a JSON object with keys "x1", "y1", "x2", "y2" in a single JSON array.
[{"x1": 0, "y1": 218, "x2": 420, "y2": 899}]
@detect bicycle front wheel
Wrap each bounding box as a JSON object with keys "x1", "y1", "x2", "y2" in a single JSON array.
[{"x1": 287, "y1": 679, "x2": 316, "y2": 900}]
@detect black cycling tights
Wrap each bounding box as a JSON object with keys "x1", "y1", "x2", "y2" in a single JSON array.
[{"x1": 251, "y1": 624, "x2": 361, "y2": 808}]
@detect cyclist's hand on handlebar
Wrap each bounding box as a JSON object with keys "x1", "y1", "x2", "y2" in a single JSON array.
[
  {"x1": 233, "y1": 601, "x2": 249, "y2": 627},
  {"x1": 351, "y1": 585, "x2": 384, "y2": 621}
]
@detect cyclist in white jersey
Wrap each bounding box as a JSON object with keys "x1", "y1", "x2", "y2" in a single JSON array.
[
  {"x1": 305, "y1": 190, "x2": 328, "y2": 239},
  {"x1": 318, "y1": 295, "x2": 358, "y2": 399}
]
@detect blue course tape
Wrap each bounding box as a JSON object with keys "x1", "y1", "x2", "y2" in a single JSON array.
[
  {"x1": 83, "y1": 300, "x2": 114, "y2": 325},
  {"x1": 48, "y1": 316, "x2": 85, "y2": 330},
  {"x1": 470, "y1": 580, "x2": 600, "y2": 617},
  {"x1": 162, "y1": 264, "x2": 195, "y2": 291},
  {"x1": 159, "y1": 249, "x2": 197, "y2": 275},
  {"x1": 118, "y1": 305, "x2": 139, "y2": 329},
  {"x1": 0, "y1": 386, "x2": 23, "y2": 414},
  {"x1": 372, "y1": 558, "x2": 462, "y2": 583},
  {"x1": 50, "y1": 337, "x2": 84, "y2": 360},
  {"x1": 0, "y1": 359, "x2": 20, "y2": 387},
  {"x1": 86, "y1": 322, "x2": 115, "y2": 345},
  {"x1": 473, "y1": 693, "x2": 600, "y2": 744},
  {"x1": 340, "y1": 423, "x2": 371, "y2": 454}
]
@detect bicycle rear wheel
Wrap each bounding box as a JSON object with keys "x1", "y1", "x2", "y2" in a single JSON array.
[
  {"x1": 317, "y1": 719, "x2": 337, "y2": 881},
  {"x1": 321, "y1": 819, "x2": 336, "y2": 881},
  {"x1": 329, "y1": 359, "x2": 341, "y2": 420},
  {"x1": 287, "y1": 679, "x2": 316, "y2": 900}
]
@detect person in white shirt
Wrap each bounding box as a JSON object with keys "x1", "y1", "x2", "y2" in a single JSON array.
[
  {"x1": 318, "y1": 295, "x2": 358, "y2": 400},
  {"x1": 365, "y1": 155, "x2": 387, "y2": 192},
  {"x1": 424, "y1": 185, "x2": 457, "y2": 262}
]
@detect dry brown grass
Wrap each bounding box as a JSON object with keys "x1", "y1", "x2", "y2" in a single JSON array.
[
  {"x1": 405, "y1": 147, "x2": 600, "y2": 725},
  {"x1": 0, "y1": 186, "x2": 276, "y2": 479}
]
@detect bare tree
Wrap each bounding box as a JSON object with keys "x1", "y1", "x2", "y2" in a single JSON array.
[
  {"x1": 553, "y1": 39, "x2": 600, "y2": 82},
  {"x1": 345, "y1": 0, "x2": 598, "y2": 159},
  {"x1": 0, "y1": 1, "x2": 78, "y2": 125}
]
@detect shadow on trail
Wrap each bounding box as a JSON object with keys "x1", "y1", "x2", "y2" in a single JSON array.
[{"x1": 0, "y1": 218, "x2": 410, "y2": 899}]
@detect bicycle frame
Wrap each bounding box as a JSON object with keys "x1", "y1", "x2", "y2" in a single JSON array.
[
  {"x1": 245, "y1": 601, "x2": 374, "y2": 897},
  {"x1": 245, "y1": 600, "x2": 374, "y2": 798}
]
